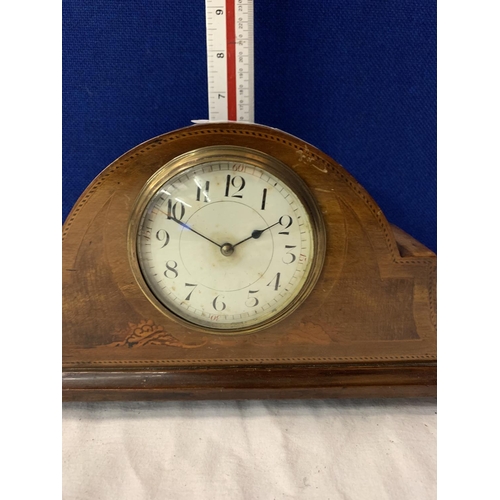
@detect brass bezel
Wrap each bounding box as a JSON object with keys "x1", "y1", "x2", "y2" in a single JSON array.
[{"x1": 128, "y1": 145, "x2": 327, "y2": 335}]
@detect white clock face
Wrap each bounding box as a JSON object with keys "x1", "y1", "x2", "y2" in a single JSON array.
[{"x1": 134, "y1": 149, "x2": 323, "y2": 332}]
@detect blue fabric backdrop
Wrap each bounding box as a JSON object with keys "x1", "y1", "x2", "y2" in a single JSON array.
[{"x1": 63, "y1": 0, "x2": 436, "y2": 252}]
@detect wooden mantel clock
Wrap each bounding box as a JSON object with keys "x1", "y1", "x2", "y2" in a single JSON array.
[{"x1": 62, "y1": 122, "x2": 436, "y2": 401}]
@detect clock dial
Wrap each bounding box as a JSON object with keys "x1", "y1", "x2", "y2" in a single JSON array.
[{"x1": 131, "y1": 147, "x2": 325, "y2": 333}]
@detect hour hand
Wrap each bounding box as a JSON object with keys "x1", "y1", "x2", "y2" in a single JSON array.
[{"x1": 233, "y1": 221, "x2": 280, "y2": 248}]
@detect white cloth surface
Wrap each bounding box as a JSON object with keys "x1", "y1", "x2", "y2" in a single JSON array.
[{"x1": 63, "y1": 398, "x2": 436, "y2": 500}]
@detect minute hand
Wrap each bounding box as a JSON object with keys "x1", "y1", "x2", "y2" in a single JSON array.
[
  {"x1": 169, "y1": 217, "x2": 223, "y2": 249},
  {"x1": 232, "y1": 221, "x2": 280, "y2": 248},
  {"x1": 158, "y1": 208, "x2": 223, "y2": 249}
]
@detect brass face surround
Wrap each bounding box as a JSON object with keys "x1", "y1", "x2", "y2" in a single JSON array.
[{"x1": 128, "y1": 145, "x2": 327, "y2": 335}]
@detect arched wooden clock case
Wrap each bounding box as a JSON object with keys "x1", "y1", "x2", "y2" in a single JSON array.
[{"x1": 62, "y1": 122, "x2": 436, "y2": 401}]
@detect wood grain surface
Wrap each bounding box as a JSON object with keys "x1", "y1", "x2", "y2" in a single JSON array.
[{"x1": 62, "y1": 122, "x2": 436, "y2": 400}]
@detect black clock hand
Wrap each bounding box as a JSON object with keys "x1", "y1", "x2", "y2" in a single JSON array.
[
  {"x1": 232, "y1": 221, "x2": 280, "y2": 248},
  {"x1": 159, "y1": 209, "x2": 223, "y2": 249},
  {"x1": 170, "y1": 217, "x2": 223, "y2": 248}
]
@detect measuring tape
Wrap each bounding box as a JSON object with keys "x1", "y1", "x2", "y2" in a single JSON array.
[{"x1": 204, "y1": 0, "x2": 254, "y2": 122}]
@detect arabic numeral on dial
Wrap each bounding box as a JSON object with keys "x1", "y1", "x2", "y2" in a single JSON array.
[
  {"x1": 184, "y1": 283, "x2": 197, "y2": 301},
  {"x1": 164, "y1": 260, "x2": 178, "y2": 279},
  {"x1": 196, "y1": 181, "x2": 210, "y2": 202},
  {"x1": 267, "y1": 273, "x2": 281, "y2": 291},
  {"x1": 245, "y1": 290, "x2": 259, "y2": 307},
  {"x1": 155, "y1": 229, "x2": 170, "y2": 248},
  {"x1": 283, "y1": 245, "x2": 297, "y2": 264},
  {"x1": 261, "y1": 189, "x2": 267, "y2": 210},
  {"x1": 278, "y1": 215, "x2": 293, "y2": 235},
  {"x1": 212, "y1": 295, "x2": 226, "y2": 311},
  {"x1": 166, "y1": 199, "x2": 185, "y2": 220},
  {"x1": 225, "y1": 175, "x2": 245, "y2": 198}
]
